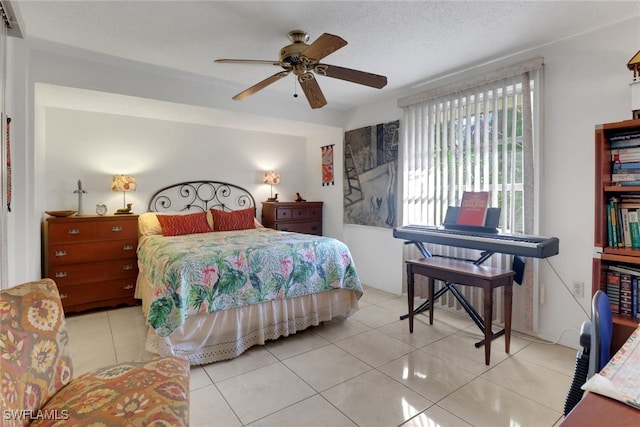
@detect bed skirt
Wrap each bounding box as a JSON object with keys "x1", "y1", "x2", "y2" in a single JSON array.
[{"x1": 135, "y1": 274, "x2": 361, "y2": 365}]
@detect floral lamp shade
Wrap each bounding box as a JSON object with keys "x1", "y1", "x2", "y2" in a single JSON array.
[
  {"x1": 111, "y1": 174, "x2": 137, "y2": 209},
  {"x1": 263, "y1": 171, "x2": 280, "y2": 202},
  {"x1": 111, "y1": 174, "x2": 137, "y2": 192}
]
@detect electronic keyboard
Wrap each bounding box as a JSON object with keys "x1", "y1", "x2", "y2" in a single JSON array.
[{"x1": 393, "y1": 225, "x2": 559, "y2": 258}]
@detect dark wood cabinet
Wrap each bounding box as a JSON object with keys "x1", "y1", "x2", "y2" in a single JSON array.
[
  {"x1": 593, "y1": 119, "x2": 640, "y2": 352},
  {"x1": 43, "y1": 215, "x2": 139, "y2": 313},
  {"x1": 261, "y1": 201, "x2": 323, "y2": 236}
]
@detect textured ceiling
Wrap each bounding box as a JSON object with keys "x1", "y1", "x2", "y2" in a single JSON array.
[{"x1": 13, "y1": 1, "x2": 640, "y2": 110}]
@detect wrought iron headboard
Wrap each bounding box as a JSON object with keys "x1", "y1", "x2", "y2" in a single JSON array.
[{"x1": 148, "y1": 180, "x2": 256, "y2": 214}]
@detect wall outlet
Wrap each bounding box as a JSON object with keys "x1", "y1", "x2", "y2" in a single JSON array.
[{"x1": 572, "y1": 281, "x2": 585, "y2": 298}]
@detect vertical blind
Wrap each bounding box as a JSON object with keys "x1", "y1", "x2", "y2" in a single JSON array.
[{"x1": 399, "y1": 60, "x2": 541, "y2": 327}]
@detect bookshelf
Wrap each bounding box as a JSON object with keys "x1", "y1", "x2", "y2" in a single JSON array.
[{"x1": 594, "y1": 118, "x2": 640, "y2": 352}]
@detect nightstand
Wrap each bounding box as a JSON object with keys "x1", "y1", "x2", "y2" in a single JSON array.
[
  {"x1": 42, "y1": 215, "x2": 139, "y2": 313},
  {"x1": 261, "y1": 201, "x2": 323, "y2": 236}
]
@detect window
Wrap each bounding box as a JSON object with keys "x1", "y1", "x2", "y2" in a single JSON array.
[
  {"x1": 401, "y1": 74, "x2": 537, "y2": 234},
  {"x1": 398, "y1": 58, "x2": 543, "y2": 327}
]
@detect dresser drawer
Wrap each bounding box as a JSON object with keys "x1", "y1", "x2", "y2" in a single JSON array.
[
  {"x1": 262, "y1": 202, "x2": 324, "y2": 236},
  {"x1": 58, "y1": 279, "x2": 137, "y2": 310},
  {"x1": 48, "y1": 258, "x2": 138, "y2": 286},
  {"x1": 47, "y1": 239, "x2": 138, "y2": 265},
  {"x1": 96, "y1": 218, "x2": 138, "y2": 239},
  {"x1": 47, "y1": 220, "x2": 98, "y2": 243},
  {"x1": 306, "y1": 206, "x2": 322, "y2": 218},
  {"x1": 275, "y1": 208, "x2": 294, "y2": 220},
  {"x1": 275, "y1": 220, "x2": 322, "y2": 235}
]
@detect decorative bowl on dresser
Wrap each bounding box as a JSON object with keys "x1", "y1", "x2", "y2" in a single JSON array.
[
  {"x1": 261, "y1": 201, "x2": 323, "y2": 236},
  {"x1": 42, "y1": 214, "x2": 139, "y2": 313}
]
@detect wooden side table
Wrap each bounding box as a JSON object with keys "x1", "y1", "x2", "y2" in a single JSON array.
[
  {"x1": 261, "y1": 201, "x2": 323, "y2": 236},
  {"x1": 406, "y1": 257, "x2": 514, "y2": 365}
]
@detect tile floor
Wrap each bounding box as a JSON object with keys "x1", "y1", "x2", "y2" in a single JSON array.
[{"x1": 65, "y1": 286, "x2": 578, "y2": 427}]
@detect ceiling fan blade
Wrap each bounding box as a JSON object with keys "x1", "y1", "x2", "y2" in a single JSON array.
[
  {"x1": 232, "y1": 71, "x2": 290, "y2": 101},
  {"x1": 215, "y1": 59, "x2": 284, "y2": 66},
  {"x1": 314, "y1": 64, "x2": 387, "y2": 89},
  {"x1": 298, "y1": 73, "x2": 327, "y2": 109},
  {"x1": 301, "y1": 33, "x2": 347, "y2": 62}
]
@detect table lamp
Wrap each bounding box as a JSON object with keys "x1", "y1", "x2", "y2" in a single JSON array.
[
  {"x1": 263, "y1": 171, "x2": 280, "y2": 202},
  {"x1": 111, "y1": 174, "x2": 136, "y2": 214}
]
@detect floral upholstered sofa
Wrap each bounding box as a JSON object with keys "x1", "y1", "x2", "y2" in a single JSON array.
[{"x1": 0, "y1": 278, "x2": 189, "y2": 426}]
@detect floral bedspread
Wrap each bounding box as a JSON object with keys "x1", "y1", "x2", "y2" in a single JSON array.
[{"x1": 137, "y1": 228, "x2": 363, "y2": 337}]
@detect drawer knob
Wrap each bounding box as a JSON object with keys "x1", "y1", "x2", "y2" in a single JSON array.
[
  {"x1": 311, "y1": 225, "x2": 318, "y2": 231},
  {"x1": 55, "y1": 272, "x2": 68, "y2": 278},
  {"x1": 60, "y1": 293, "x2": 68, "y2": 299},
  {"x1": 123, "y1": 244, "x2": 134, "y2": 251},
  {"x1": 112, "y1": 226, "x2": 123, "y2": 232},
  {"x1": 123, "y1": 284, "x2": 134, "y2": 290},
  {"x1": 122, "y1": 264, "x2": 134, "y2": 271},
  {"x1": 67, "y1": 228, "x2": 80, "y2": 235},
  {"x1": 54, "y1": 250, "x2": 67, "y2": 257}
]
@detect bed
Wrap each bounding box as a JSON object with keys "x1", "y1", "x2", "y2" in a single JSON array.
[{"x1": 135, "y1": 180, "x2": 363, "y2": 365}]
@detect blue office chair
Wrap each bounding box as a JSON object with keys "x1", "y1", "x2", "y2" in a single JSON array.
[
  {"x1": 563, "y1": 290, "x2": 613, "y2": 416},
  {"x1": 588, "y1": 290, "x2": 613, "y2": 377}
]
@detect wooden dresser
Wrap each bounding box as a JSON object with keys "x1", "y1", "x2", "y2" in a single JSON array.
[
  {"x1": 261, "y1": 201, "x2": 323, "y2": 236},
  {"x1": 42, "y1": 215, "x2": 139, "y2": 313}
]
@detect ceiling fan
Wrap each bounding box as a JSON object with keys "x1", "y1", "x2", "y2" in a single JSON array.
[{"x1": 215, "y1": 30, "x2": 388, "y2": 109}]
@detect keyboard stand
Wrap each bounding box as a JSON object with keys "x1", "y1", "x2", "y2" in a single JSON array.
[{"x1": 399, "y1": 239, "x2": 508, "y2": 349}]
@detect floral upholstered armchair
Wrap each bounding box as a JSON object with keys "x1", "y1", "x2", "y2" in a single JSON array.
[{"x1": 0, "y1": 278, "x2": 189, "y2": 426}]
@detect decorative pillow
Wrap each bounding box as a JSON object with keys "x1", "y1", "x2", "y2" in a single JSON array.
[
  {"x1": 156, "y1": 211, "x2": 212, "y2": 236},
  {"x1": 138, "y1": 212, "x2": 162, "y2": 236},
  {"x1": 211, "y1": 208, "x2": 256, "y2": 231},
  {"x1": 139, "y1": 211, "x2": 214, "y2": 236}
]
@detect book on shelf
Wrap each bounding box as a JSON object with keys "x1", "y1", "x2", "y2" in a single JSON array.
[
  {"x1": 616, "y1": 202, "x2": 625, "y2": 247},
  {"x1": 611, "y1": 152, "x2": 640, "y2": 163},
  {"x1": 609, "y1": 264, "x2": 640, "y2": 275},
  {"x1": 619, "y1": 203, "x2": 640, "y2": 209},
  {"x1": 620, "y1": 274, "x2": 634, "y2": 317},
  {"x1": 606, "y1": 266, "x2": 640, "y2": 317},
  {"x1": 621, "y1": 209, "x2": 632, "y2": 248},
  {"x1": 610, "y1": 139, "x2": 640, "y2": 149},
  {"x1": 456, "y1": 191, "x2": 490, "y2": 226},
  {"x1": 609, "y1": 198, "x2": 619, "y2": 248},
  {"x1": 631, "y1": 275, "x2": 639, "y2": 317},
  {"x1": 613, "y1": 162, "x2": 640, "y2": 171},
  {"x1": 612, "y1": 173, "x2": 640, "y2": 182},
  {"x1": 607, "y1": 201, "x2": 614, "y2": 247},
  {"x1": 609, "y1": 129, "x2": 640, "y2": 143},
  {"x1": 606, "y1": 270, "x2": 621, "y2": 314},
  {"x1": 629, "y1": 210, "x2": 640, "y2": 248}
]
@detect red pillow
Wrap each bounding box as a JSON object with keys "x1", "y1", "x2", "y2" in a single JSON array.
[
  {"x1": 156, "y1": 212, "x2": 212, "y2": 236},
  {"x1": 211, "y1": 208, "x2": 256, "y2": 231}
]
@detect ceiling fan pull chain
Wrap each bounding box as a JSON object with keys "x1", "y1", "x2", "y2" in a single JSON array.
[{"x1": 293, "y1": 78, "x2": 298, "y2": 98}]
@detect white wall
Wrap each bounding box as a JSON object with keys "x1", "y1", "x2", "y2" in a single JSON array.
[
  {"x1": 42, "y1": 107, "x2": 307, "y2": 216},
  {"x1": 340, "y1": 16, "x2": 640, "y2": 347}
]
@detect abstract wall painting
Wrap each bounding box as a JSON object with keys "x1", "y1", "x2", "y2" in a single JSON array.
[{"x1": 343, "y1": 120, "x2": 399, "y2": 228}]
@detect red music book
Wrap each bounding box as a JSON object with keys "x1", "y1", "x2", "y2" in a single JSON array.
[{"x1": 457, "y1": 191, "x2": 490, "y2": 226}]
